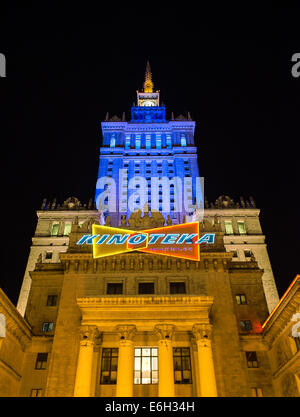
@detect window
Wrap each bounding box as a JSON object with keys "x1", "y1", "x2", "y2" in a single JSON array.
[
  {"x1": 135, "y1": 135, "x2": 141, "y2": 149},
  {"x1": 134, "y1": 347, "x2": 158, "y2": 384},
  {"x1": 63, "y1": 223, "x2": 72, "y2": 236},
  {"x1": 138, "y1": 282, "x2": 154, "y2": 294},
  {"x1": 30, "y1": 389, "x2": 43, "y2": 397},
  {"x1": 35, "y1": 353, "x2": 48, "y2": 370},
  {"x1": 100, "y1": 348, "x2": 118, "y2": 384},
  {"x1": 224, "y1": 221, "x2": 234, "y2": 234},
  {"x1": 236, "y1": 294, "x2": 247, "y2": 305},
  {"x1": 173, "y1": 348, "x2": 192, "y2": 384},
  {"x1": 170, "y1": 282, "x2": 186, "y2": 294},
  {"x1": 107, "y1": 283, "x2": 123, "y2": 295},
  {"x1": 51, "y1": 223, "x2": 59, "y2": 236},
  {"x1": 156, "y1": 135, "x2": 162, "y2": 149},
  {"x1": 146, "y1": 135, "x2": 151, "y2": 149},
  {"x1": 180, "y1": 135, "x2": 187, "y2": 147},
  {"x1": 45, "y1": 252, "x2": 52, "y2": 260},
  {"x1": 244, "y1": 250, "x2": 252, "y2": 258},
  {"x1": 240, "y1": 320, "x2": 252, "y2": 331},
  {"x1": 110, "y1": 136, "x2": 116, "y2": 147},
  {"x1": 166, "y1": 135, "x2": 172, "y2": 149},
  {"x1": 237, "y1": 221, "x2": 246, "y2": 235},
  {"x1": 46, "y1": 295, "x2": 58, "y2": 306},
  {"x1": 42, "y1": 322, "x2": 53, "y2": 332},
  {"x1": 246, "y1": 351, "x2": 258, "y2": 368},
  {"x1": 125, "y1": 135, "x2": 131, "y2": 149},
  {"x1": 251, "y1": 387, "x2": 263, "y2": 397},
  {"x1": 232, "y1": 250, "x2": 238, "y2": 258}
]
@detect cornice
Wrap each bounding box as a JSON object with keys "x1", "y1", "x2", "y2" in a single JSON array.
[
  {"x1": 77, "y1": 294, "x2": 214, "y2": 308},
  {"x1": 262, "y1": 277, "x2": 300, "y2": 344}
]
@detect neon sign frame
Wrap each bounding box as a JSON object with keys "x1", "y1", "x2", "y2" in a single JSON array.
[{"x1": 77, "y1": 222, "x2": 215, "y2": 261}]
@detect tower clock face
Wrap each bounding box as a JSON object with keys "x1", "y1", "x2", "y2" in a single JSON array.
[{"x1": 142, "y1": 100, "x2": 155, "y2": 107}]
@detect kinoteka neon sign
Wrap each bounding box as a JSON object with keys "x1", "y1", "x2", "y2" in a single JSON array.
[{"x1": 77, "y1": 222, "x2": 215, "y2": 261}]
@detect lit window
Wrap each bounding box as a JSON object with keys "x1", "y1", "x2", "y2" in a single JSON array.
[
  {"x1": 51, "y1": 223, "x2": 59, "y2": 236},
  {"x1": 166, "y1": 135, "x2": 172, "y2": 149},
  {"x1": 146, "y1": 135, "x2": 151, "y2": 149},
  {"x1": 246, "y1": 351, "x2": 258, "y2": 368},
  {"x1": 238, "y1": 221, "x2": 246, "y2": 235},
  {"x1": 240, "y1": 320, "x2": 252, "y2": 331},
  {"x1": 125, "y1": 135, "x2": 131, "y2": 149},
  {"x1": 180, "y1": 135, "x2": 187, "y2": 147},
  {"x1": 110, "y1": 136, "x2": 116, "y2": 147},
  {"x1": 135, "y1": 135, "x2": 141, "y2": 149},
  {"x1": 134, "y1": 347, "x2": 158, "y2": 384},
  {"x1": 224, "y1": 221, "x2": 234, "y2": 234},
  {"x1": 156, "y1": 134, "x2": 162, "y2": 149},
  {"x1": 42, "y1": 322, "x2": 53, "y2": 332},
  {"x1": 35, "y1": 353, "x2": 48, "y2": 370},
  {"x1": 63, "y1": 223, "x2": 72, "y2": 236},
  {"x1": 236, "y1": 294, "x2": 247, "y2": 305},
  {"x1": 100, "y1": 348, "x2": 118, "y2": 384},
  {"x1": 30, "y1": 389, "x2": 43, "y2": 397},
  {"x1": 173, "y1": 348, "x2": 192, "y2": 384},
  {"x1": 46, "y1": 295, "x2": 58, "y2": 306},
  {"x1": 251, "y1": 387, "x2": 263, "y2": 397}
]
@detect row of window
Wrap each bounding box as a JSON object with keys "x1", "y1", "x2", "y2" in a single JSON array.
[
  {"x1": 51, "y1": 220, "x2": 247, "y2": 237},
  {"x1": 29, "y1": 340, "x2": 300, "y2": 396},
  {"x1": 224, "y1": 220, "x2": 247, "y2": 235},
  {"x1": 109, "y1": 134, "x2": 187, "y2": 149},
  {"x1": 107, "y1": 282, "x2": 186, "y2": 295},
  {"x1": 31, "y1": 350, "x2": 263, "y2": 384},
  {"x1": 51, "y1": 222, "x2": 72, "y2": 236}
]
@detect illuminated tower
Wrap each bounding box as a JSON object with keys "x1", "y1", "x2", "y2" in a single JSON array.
[{"x1": 95, "y1": 61, "x2": 202, "y2": 227}]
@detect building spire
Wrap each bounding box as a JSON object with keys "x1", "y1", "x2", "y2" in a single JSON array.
[{"x1": 143, "y1": 60, "x2": 154, "y2": 93}]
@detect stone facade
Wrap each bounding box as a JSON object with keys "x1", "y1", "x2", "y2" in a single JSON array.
[
  {"x1": 0, "y1": 215, "x2": 280, "y2": 396},
  {"x1": 1, "y1": 210, "x2": 299, "y2": 397}
]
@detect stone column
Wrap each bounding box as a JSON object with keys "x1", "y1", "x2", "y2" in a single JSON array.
[
  {"x1": 74, "y1": 325, "x2": 100, "y2": 397},
  {"x1": 192, "y1": 324, "x2": 217, "y2": 397},
  {"x1": 115, "y1": 325, "x2": 136, "y2": 397},
  {"x1": 154, "y1": 324, "x2": 176, "y2": 397}
]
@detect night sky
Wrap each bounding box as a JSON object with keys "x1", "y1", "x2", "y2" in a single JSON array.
[{"x1": 0, "y1": 4, "x2": 299, "y2": 306}]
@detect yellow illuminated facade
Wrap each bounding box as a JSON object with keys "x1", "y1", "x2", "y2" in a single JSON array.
[{"x1": 1, "y1": 212, "x2": 299, "y2": 396}]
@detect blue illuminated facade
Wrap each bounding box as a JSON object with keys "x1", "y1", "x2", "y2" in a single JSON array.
[{"x1": 95, "y1": 63, "x2": 202, "y2": 227}]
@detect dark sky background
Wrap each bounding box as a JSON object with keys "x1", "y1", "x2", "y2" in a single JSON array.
[{"x1": 0, "y1": 4, "x2": 299, "y2": 306}]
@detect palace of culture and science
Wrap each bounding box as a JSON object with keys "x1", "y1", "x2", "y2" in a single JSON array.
[{"x1": 0, "y1": 63, "x2": 299, "y2": 397}]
